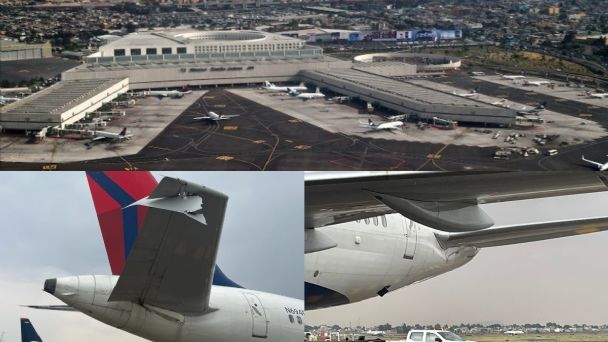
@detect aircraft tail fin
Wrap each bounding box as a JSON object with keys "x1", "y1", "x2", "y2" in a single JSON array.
[
  {"x1": 264, "y1": 81, "x2": 272, "y2": 87},
  {"x1": 368, "y1": 118, "x2": 375, "y2": 126},
  {"x1": 85, "y1": 171, "x2": 158, "y2": 275},
  {"x1": 119, "y1": 127, "x2": 127, "y2": 136},
  {"x1": 212, "y1": 266, "x2": 243, "y2": 288},
  {"x1": 21, "y1": 318, "x2": 43, "y2": 342}
]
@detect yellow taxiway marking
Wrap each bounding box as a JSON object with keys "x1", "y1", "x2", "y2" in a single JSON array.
[
  {"x1": 555, "y1": 98, "x2": 568, "y2": 102},
  {"x1": 294, "y1": 145, "x2": 311, "y2": 150},
  {"x1": 124, "y1": 166, "x2": 139, "y2": 170},
  {"x1": 285, "y1": 139, "x2": 294, "y2": 143},
  {"x1": 42, "y1": 164, "x2": 57, "y2": 170},
  {"x1": 288, "y1": 119, "x2": 302, "y2": 123},
  {"x1": 417, "y1": 144, "x2": 449, "y2": 170},
  {"x1": 497, "y1": 94, "x2": 509, "y2": 98},
  {"x1": 214, "y1": 104, "x2": 226, "y2": 108},
  {"x1": 203, "y1": 96, "x2": 215, "y2": 99},
  {"x1": 223, "y1": 126, "x2": 238, "y2": 131},
  {"x1": 216, "y1": 155, "x2": 234, "y2": 161},
  {"x1": 579, "y1": 113, "x2": 592, "y2": 117},
  {"x1": 576, "y1": 226, "x2": 600, "y2": 234},
  {"x1": 253, "y1": 140, "x2": 266, "y2": 144},
  {"x1": 442, "y1": 81, "x2": 453, "y2": 84},
  {"x1": 526, "y1": 92, "x2": 538, "y2": 96},
  {"x1": 426, "y1": 153, "x2": 442, "y2": 160}
]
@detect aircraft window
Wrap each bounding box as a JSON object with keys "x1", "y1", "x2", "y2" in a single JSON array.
[
  {"x1": 409, "y1": 332, "x2": 424, "y2": 341},
  {"x1": 288, "y1": 314, "x2": 294, "y2": 323},
  {"x1": 296, "y1": 316, "x2": 303, "y2": 325},
  {"x1": 364, "y1": 218, "x2": 370, "y2": 224},
  {"x1": 425, "y1": 332, "x2": 441, "y2": 342},
  {"x1": 373, "y1": 217, "x2": 378, "y2": 226},
  {"x1": 381, "y1": 215, "x2": 387, "y2": 227}
]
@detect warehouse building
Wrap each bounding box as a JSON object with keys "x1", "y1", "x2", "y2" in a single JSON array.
[
  {"x1": 0, "y1": 78, "x2": 128, "y2": 130},
  {"x1": 0, "y1": 40, "x2": 52, "y2": 61}
]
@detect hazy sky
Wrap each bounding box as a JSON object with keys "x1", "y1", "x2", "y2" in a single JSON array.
[
  {"x1": 306, "y1": 191, "x2": 608, "y2": 328},
  {"x1": 0, "y1": 171, "x2": 303, "y2": 342}
]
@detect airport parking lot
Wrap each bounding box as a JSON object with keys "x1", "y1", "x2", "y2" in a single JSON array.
[{"x1": 0, "y1": 90, "x2": 205, "y2": 165}]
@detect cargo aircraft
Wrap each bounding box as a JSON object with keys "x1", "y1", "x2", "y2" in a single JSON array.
[
  {"x1": 32, "y1": 171, "x2": 303, "y2": 342},
  {"x1": 305, "y1": 171, "x2": 608, "y2": 309}
]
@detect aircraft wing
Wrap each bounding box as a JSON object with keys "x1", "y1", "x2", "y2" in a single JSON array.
[
  {"x1": 91, "y1": 136, "x2": 108, "y2": 142},
  {"x1": 436, "y1": 216, "x2": 608, "y2": 248},
  {"x1": 107, "y1": 176, "x2": 228, "y2": 314},
  {"x1": 305, "y1": 171, "x2": 608, "y2": 232},
  {"x1": 193, "y1": 116, "x2": 213, "y2": 120}
]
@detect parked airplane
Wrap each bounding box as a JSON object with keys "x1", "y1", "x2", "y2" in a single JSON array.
[
  {"x1": 288, "y1": 87, "x2": 325, "y2": 100},
  {"x1": 0, "y1": 95, "x2": 20, "y2": 105},
  {"x1": 504, "y1": 330, "x2": 525, "y2": 335},
  {"x1": 147, "y1": 87, "x2": 192, "y2": 98},
  {"x1": 304, "y1": 172, "x2": 608, "y2": 310},
  {"x1": 362, "y1": 118, "x2": 404, "y2": 131},
  {"x1": 193, "y1": 111, "x2": 239, "y2": 121},
  {"x1": 523, "y1": 80, "x2": 552, "y2": 86},
  {"x1": 500, "y1": 74, "x2": 526, "y2": 80},
  {"x1": 586, "y1": 91, "x2": 608, "y2": 99},
  {"x1": 36, "y1": 171, "x2": 303, "y2": 342},
  {"x1": 453, "y1": 89, "x2": 477, "y2": 97},
  {"x1": 89, "y1": 127, "x2": 132, "y2": 143},
  {"x1": 365, "y1": 330, "x2": 385, "y2": 336},
  {"x1": 263, "y1": 81, "x2": 307, "y2": 92},
  {"x1": 21, "y1": 318, "x2": 43, "y2": 342},
  {"x1": 582, "y1": 155, "x2": 608, "y2": 171},
  {"x1": 492, "y1": 98, "x2": 510, "y2": 108}
]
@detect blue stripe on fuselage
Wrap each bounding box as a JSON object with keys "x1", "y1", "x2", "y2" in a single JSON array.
[{"x1": 305, "y1": 282, "x2": 350, "y2": 310}]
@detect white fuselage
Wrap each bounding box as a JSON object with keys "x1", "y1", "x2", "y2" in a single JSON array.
[
  {"x1": 502, "y1": 75, "x2": 526, "y2": 80},
  {"x1": 50, "y1": 276, "x2": 303, "y2": 342},
  {"x1": 265, "y1": 85, "x2": 307, "y2": 92},
  {"x1": 305, "y1": 214, "x2": 478, "y2": 309},
  {"x1": 587, "y1": 92, "x2": 608, "y2": 99},
  {"x1": 371, "y1": 122, "x2": 404, "y2": 130},
  {"x1": 296, "y1": 93, "x2": 325, "y2": 100}
]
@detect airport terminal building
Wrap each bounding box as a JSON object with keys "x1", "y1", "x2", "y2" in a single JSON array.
[{"x1": 62, "y1": 29, "x2": 351, "y2": 89}]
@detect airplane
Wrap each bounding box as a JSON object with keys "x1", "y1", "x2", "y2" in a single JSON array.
[
  {"x1": 193, "y1": 111, "x2": 239, "y2": 121},
  {"x1": 89, "y1": 127, "x2": 132, "y2": 143},
  {"x1": 365, "y1": 330, "x2": 385, "y2": 336},
  {"x1": 31, "y1": 171, "x2": 303, "y2": 342},
  {"x1": 304, "y1": 172, "x2": 608, "y2": 310},
  {"x1": 492, "y1": 98, "x2": 510, "y2": 108},
  {"x1": 523, "y1": 80, "x2": 552, "y2": 87},
  {"x1": 288, "y1": 87, "x2": 325, "y2": 100},
  {"x1": 147, "y1": 87, "x2": 192, "y2": 98},
  {"x1": 452, "y1": 89, "x2": 477, "y2": 97},
  {"x1": 586, "y1": 91, "x2": 608, "y2": 99},
  {"x1": 362, "y1": 118, "x2": 404, "y2": 131},
  {"x1": 504, "y1": 330, "x2": 525, "y2": 335},
  {"x1": 582, "y1": 155, "x2": 608, "y2": 171},
  {"x1": 21, "y1": 318, "x2": 43, "y2": 342},
  {"x1": 500, "y1": 74, "x2": 526, "y2": 80},
  {"x1": 0, "y1": 95, "x2": 20, "y2": 105},
  {"x1": 263, "y1": 81, "x2": 307, "y2": 92}
]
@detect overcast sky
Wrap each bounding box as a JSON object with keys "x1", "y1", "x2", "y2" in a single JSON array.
[
  {"x1": 0, "y1": 171, "x2": 303, "y2": 342},
  {"x1": 306, "y1": 191, "x2": 608, "y2": 328}
]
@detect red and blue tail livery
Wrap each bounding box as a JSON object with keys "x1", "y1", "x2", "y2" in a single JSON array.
[
  {"x1": 85, "y1": 171, "x2": 242, "y2": 288},
  {"x1": 86, "y1": 171, "x2": 157, "y2": 275}
]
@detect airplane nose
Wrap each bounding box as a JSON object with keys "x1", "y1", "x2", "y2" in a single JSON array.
[{"x1": 43, "y1": 278, "x2": 56, "y2": 294}]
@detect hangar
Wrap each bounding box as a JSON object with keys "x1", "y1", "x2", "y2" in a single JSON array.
[
  {"x1": 300, "y1": 68, "x2": 516, "y2": 126},
  {"x1": 0, "y1": 78, "x2": 128, "y2": 131}
]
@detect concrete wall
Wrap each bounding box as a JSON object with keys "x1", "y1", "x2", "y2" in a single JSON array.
[
  {"x1": 62, "y1": 59, "x2": 352, "y2": 90},
  {"x1": 0, "y1": 42, "x2": 52, "y2": 61}
]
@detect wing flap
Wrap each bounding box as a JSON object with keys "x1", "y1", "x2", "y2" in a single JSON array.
[
  {"x1": 108, "y1": 177, "x2": 228, "y2": 315},
  {"x1": 437, "y1": 217, "x2": 608, "y2": 248}
]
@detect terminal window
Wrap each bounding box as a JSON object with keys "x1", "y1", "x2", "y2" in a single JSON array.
[
  {"x1": 130, "y1": 48, "x2": 141, "y2": 55},
  {"x1": 114, "y1": 49, "x2": 126, "y2": 56},
  {"x1": 146, "y1": 48, "x2": 157, "y2": 55},
  {"x1": 162, "y1": 47, "x2": 172, "y2": 54},
  {"x1": 177, "y1": 47, "x2": 187, "y2": 54}
]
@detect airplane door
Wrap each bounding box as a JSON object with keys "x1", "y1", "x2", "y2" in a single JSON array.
[
  {"x1": 403, "y1": 218, "x2": 417, "y2": 260},
  {"x1": 243, "y1": 293, "x2": 268, "y2": 338}
]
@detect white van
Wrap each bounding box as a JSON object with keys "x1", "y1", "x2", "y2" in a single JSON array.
[{"x1": 406, "y1": 330, "x2": 474, "y2": 342}]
